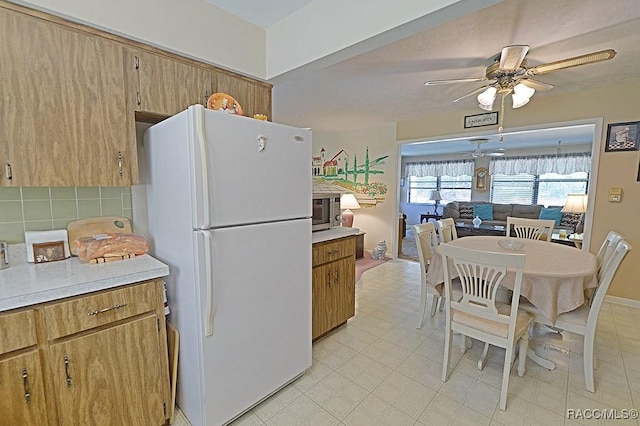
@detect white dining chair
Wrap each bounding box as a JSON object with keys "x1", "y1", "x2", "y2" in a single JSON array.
[
  {"x1": 413, "y1": 223, "x2": 441, "y2": 327},
  {"x1": 595, "y1": 231, "x2": 625, "y2": 277},
  {"x1": 436, "y1": 217, "x2": 458, "y2": 243},
  {"x1": 506, "y1": 216, "x2": 555, "y2": 241},
  {"x1": 520, "y1": 239, "x2": 632, "y2": 393},
  {"x1": 439, "y1": 244, "x2": 532, "y2": 411}
]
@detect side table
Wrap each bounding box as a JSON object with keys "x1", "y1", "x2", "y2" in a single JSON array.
[{"x1": 420, "y1": 213, "x2": 442, "y2": 223}]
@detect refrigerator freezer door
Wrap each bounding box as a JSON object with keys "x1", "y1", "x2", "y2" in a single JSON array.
[
  {"x1": 194, "y1": 218, "x2": 312, "y2": 425},
  {"x1": 191, "y1": 105, "x2": 312, "y2": 229}
]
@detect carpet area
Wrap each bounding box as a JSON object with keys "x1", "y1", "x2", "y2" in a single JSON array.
[
  {"x1": 355, "y1": 256, "x2": 390, "y2": 282},
  {"x1": 398, "y1": 228, "x2": 419, "y2": 262}
]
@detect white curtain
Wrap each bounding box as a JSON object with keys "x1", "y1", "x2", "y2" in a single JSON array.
[
  {"x1": 405, "y1": 159, "x2": 474, "y2": 177},
  {"x1": 489, "y1": 152, "x2": 591, "y2": 175}
]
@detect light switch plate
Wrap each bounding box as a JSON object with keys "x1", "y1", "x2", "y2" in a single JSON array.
[{"x1": 609, "y1": 188, "x2": 623, "y2": 202}]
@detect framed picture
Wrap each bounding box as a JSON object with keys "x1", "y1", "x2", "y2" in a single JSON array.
[
  {"x1": 464, "y1": 112, "x2": 499, "y2": 128},
  {"x1": 605, "y1": 121, "x2": 640, "y2": 152},
  {"x1": 33, "y1": 241, "x2": 66, "y2": 263}
]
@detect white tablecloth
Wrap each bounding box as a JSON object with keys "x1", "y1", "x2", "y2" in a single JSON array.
[{"x1": 426, "y1": 236, "x2": 598, "y2": 323}]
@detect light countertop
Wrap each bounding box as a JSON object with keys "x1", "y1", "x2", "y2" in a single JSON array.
[
  {"x1": 312, "y1": 227, "x2": 360, "y2": 244},
  {"x1": 0, "y1": 244, "x2": 169, "y2": 312}
]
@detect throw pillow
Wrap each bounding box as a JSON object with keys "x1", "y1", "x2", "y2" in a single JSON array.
[
  {"x1": 561, "y1": 212, "x2": 582, "y2": 230},
  {"x1": 459, "y1": 205, "x2": 474, "y2": 219},
  {"x1": 539, "y1": 207, "x2": 563, "y2": 226},
  {"x1": 473, "y1": 204, "x2": 494, "y2": 221}
]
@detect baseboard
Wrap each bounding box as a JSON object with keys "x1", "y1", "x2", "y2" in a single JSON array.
[{"x1": 605, "y1": 295, "x2": 640, "y2": 309}]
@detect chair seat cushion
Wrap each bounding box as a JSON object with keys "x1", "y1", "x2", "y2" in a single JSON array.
[
  {"x1": 453, "y1": 303, "x2": 532, "y2": 338},
  {"x1": 519, "y1": 299, "x2": 588, "y2": 334}
]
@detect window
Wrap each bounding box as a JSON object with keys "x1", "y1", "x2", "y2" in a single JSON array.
[
  {"x1": 408, "y1": 175, "x2": 472, "y2": 204},
  {"x1": 490, "y1": 171, "x2": 589, "y2": 205}
]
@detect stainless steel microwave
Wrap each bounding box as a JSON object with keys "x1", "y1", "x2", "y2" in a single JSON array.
[{"x1": 312, "y1": 193, "x2": 341, "y2": 231}]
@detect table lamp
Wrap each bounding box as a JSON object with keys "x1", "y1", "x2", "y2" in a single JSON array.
[
  {"x1": 429, "y1": 190, "x2": 442, "y2": 214},
  {"x1": 562, "y1": 194, "x2": 588, "y2": 234},
  {"x1": 340, "y1": 193, "x2": 361, "y2": 228}
]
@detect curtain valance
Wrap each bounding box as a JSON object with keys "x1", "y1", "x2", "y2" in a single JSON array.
[
  {"x1": 489, "y1": 152, "x2": 591, "y2": 175},
  {"x1": 405, "y1": 159, "x2": 474, "y2": 177}
]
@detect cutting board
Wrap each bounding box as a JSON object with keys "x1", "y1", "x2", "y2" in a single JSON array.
[{"x1": 67, "y1": 216, "x2": 132, "y2": 256}]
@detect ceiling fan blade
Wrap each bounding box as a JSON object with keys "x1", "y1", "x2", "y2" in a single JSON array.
[
  {"x1": 486, "y1": 152, "x2": 506, "y2": 157},
  {"x1": 499, "y1": 45, "x2": 529, "y2": 71},
  {"x1": 520, "y1": 78, "x2": 553, "y2": 91},
  {"x1": 424, "y1": 77, "x2": 487, "y2": 86},
  {"x1": 453, "y1": 84, "x2": 493, "y2": 103},
  {"x1": 527, "y1": 49, "x2": 616, "y2": 75}
]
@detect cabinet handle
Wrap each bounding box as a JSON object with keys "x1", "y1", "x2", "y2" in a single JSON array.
[
  {"x1": 87, "y1": 303, "x2": 128, "y2": 316},
  {"x1": 327, "y1": 250, "x2": 339, "y2": 256},
  {"x1": 5, "y1": 163, "x2": 12, "y2": 180},
  {"x1": 22, "y1": 368, "x2": 31, "y2": 403},
  {"x1": 327, "y1": 269, "x2": 331, "y2": 287},
  {"x1": 64, "y1": 354, "x2": 72, "y2": 387},
  {"x1": 117, "y1": 151, "x2": 124, "y2": 178}
]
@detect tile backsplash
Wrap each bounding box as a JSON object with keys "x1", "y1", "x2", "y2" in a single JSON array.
[{"x1": 0, "y1": 187, "x2": 132, "y2": 243}]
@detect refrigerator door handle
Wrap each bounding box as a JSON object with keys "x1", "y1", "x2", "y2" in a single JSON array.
[
  {"x1": 190, "y1": 105, "x2": 211, "y2": 229},
  {"x1": 201, "y1": 231, "x2": 215, "y2": 336}
]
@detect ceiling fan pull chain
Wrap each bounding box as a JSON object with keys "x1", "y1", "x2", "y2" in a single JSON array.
[{"x1": 499, "y1": 95, "x2": 505, "y2": 141}]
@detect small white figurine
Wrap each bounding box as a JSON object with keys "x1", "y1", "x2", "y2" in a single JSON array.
[{"x1": 371, "y1": 240, "x2": 387, "y2": 260}]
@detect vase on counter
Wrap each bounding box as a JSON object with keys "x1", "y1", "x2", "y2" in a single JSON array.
[{"x1": 472, "y1": 216, "x2": 482, "y2": 228}]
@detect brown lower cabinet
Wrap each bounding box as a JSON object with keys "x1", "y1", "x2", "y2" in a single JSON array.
[
  {"x1": 0, "y1": 279, "x2": 170, "y2": 426},
  {"x1": 312, "y1": 236, "x2": 356, "y2": 340}
]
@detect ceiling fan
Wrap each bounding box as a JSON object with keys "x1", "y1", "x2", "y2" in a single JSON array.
[
  {"x1": 424, "y1": 45, "x2": 616, "y2": 138},
  {"x1": 460, "y1": 139, "x2": 505, "y2": 158}
]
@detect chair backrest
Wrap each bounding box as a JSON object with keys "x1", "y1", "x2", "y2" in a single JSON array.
[
  {"x1": 438, "y1": 243, "x2": 526, "y2": 331},
  {"x1": 596, "y1": 231, "x2": 625, "y2": 278},
  {"x1": 437, "y1": 217, "x2": 458, "y2": 243},
  {"x1": 506, "y1": 217, "x2": 555, "y2": 241},
  {"x1": 413, "y1": 223, "x2": 438, "y2": 274},
  {"x1": 586, "y1": 239, "x2": 632, "y2": 326}
]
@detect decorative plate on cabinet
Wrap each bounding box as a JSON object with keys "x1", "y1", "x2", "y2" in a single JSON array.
[{"x1": 206, "y1": 93, "x2": 244, "y2": 116}]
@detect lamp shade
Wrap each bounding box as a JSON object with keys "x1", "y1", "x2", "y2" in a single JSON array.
[
  {"x1": 340, "y1": 193, "x2": 361, "y2": 210},
  {"x1": 429, "y1": 190, "x2": 442, "y2": 201},
  {"x1": 562, "y1": 194, "x2": 588, "y2": 213},
  {"x1": 477, "y1": 86, "x2": 497, "y2": 106}
]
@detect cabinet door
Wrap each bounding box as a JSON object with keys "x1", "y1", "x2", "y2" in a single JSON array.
[
  {"x1": 48, "y1": 315, "x2": 168, "y2": 426},
  {"x1": 129, "y1": 50, "x2": 213, "y2": 116},
  {"x1": 333, "y1": 256, "x2": 356, "y2": 325},
  {"x1": 0, "y1": 8, "x2": 134, "y2": 186},
  {"x1": 312, "y1": 263, "x2": 333, "y2": 340},
  {"x1": 0, "y1": 351, "x2": 49, "y2": 426},
  {"x1": 216, "y1": 72, "x2": 272, "y2": 118}
]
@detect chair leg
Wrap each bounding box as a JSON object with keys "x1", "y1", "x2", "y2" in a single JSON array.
[
  {"x1": 429, "y1": 295, "x2": 439, "y2": 317},
  {"x1": 499, "y1": 345, "x2": 514, "y2": 411},
  {"x1": 593, "y1": 336, "x2": 598, "y2": 370},
  {"x1": 417, "y1": 284, "x2": 428, "y2": 329},
  {"x1": 478, "y1": 342, "x2": 490, "y2": 370},
  {"x1": 584, "y1": 333, "x2": 596, "y2": 393},
  {"x1": 442, "y1": 327, "x2": 453, "y2": 382},
  {"x1": 517, "y1": 331, "x2": 530, "y2": 378}
]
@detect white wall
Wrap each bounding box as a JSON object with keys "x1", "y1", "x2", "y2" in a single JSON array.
[
  {"x1": 16, "y1": 0, "x2": 266, "y2": 78},
  {"x1": 313, "y1": 124, "x2": 399, "y2": 257}
]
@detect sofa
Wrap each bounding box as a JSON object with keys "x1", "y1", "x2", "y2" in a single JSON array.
[{"x1": 442, "y1": 201, "x2": 580, "y2": 233}]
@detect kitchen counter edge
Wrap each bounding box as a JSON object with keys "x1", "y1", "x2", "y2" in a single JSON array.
[
  {"x1": 0, "y1": 244, "x2": 169, "y2": 312},
  {"x1": 312, "y1": 227, "x2": 360, "y2": 244}
]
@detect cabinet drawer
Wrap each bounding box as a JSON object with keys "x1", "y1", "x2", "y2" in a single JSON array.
[
  {"x1": 312, "y1": 236, "x2": 355, "y2": 267},
  {"x1": 44, "y1": 280, "x2": 162, "y2": 340},
  {"x1": 0, "y1": 309, "x2": 37, "y2": 354}
]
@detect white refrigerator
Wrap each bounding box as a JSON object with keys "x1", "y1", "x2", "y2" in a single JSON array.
[{"x1": 141, "y1": 105, "x2": 312, "y2": 426}]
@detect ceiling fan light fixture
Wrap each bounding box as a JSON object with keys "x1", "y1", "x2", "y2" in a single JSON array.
[
  {"x1": 477, "y1": 86, "x2": 497, "y2": 106},
  {"x1": 511, "y1": 92, "x2": 531, "y2": 108},
  {"x1": 478, "y1": 102, "x2": 493, "y2": 111},
  {"x1": 514, "y1": 82, "x2": 535, "y2": 99}
]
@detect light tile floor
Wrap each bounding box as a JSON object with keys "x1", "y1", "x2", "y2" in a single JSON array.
[{"x1": 173, "y1": 259, "x2": 640, "y2": 425}]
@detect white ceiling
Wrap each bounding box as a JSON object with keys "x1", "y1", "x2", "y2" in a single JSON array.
[{"x1": 205, "y1": 0, "x2": 640, "y2": 155}]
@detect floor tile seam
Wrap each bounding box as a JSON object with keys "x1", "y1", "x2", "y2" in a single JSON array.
[{"x1": 278, "y1": 391, "x2": 348, "y2": 425}]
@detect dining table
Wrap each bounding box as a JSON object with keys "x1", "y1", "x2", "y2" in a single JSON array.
[{"x1": 426, "y1": 235, "x2": 598, "y2": 370}]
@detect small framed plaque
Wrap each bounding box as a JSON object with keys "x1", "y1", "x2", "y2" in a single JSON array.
[
  {"x1": 33, "y1": 241, "x2": 66, "y2": 263},
  {"x1": 464, "y1": 112, "x2": 499, "y2": 128}
]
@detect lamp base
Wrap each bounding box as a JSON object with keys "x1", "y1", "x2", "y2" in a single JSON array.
[{"x1": 341, "y1": 209, "x2": 354, "y2": 228}]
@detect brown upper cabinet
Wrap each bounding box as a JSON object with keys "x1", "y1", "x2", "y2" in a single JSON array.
[
  {"x1": 0, "y1": 1, "x2": 271, "y2": 187},
  {"x1": 126, "y1": 49, "x2": 215, "y2": 118},
  {"x1": 0, "y1": 6, "x2": 136, "y2": 187}
]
